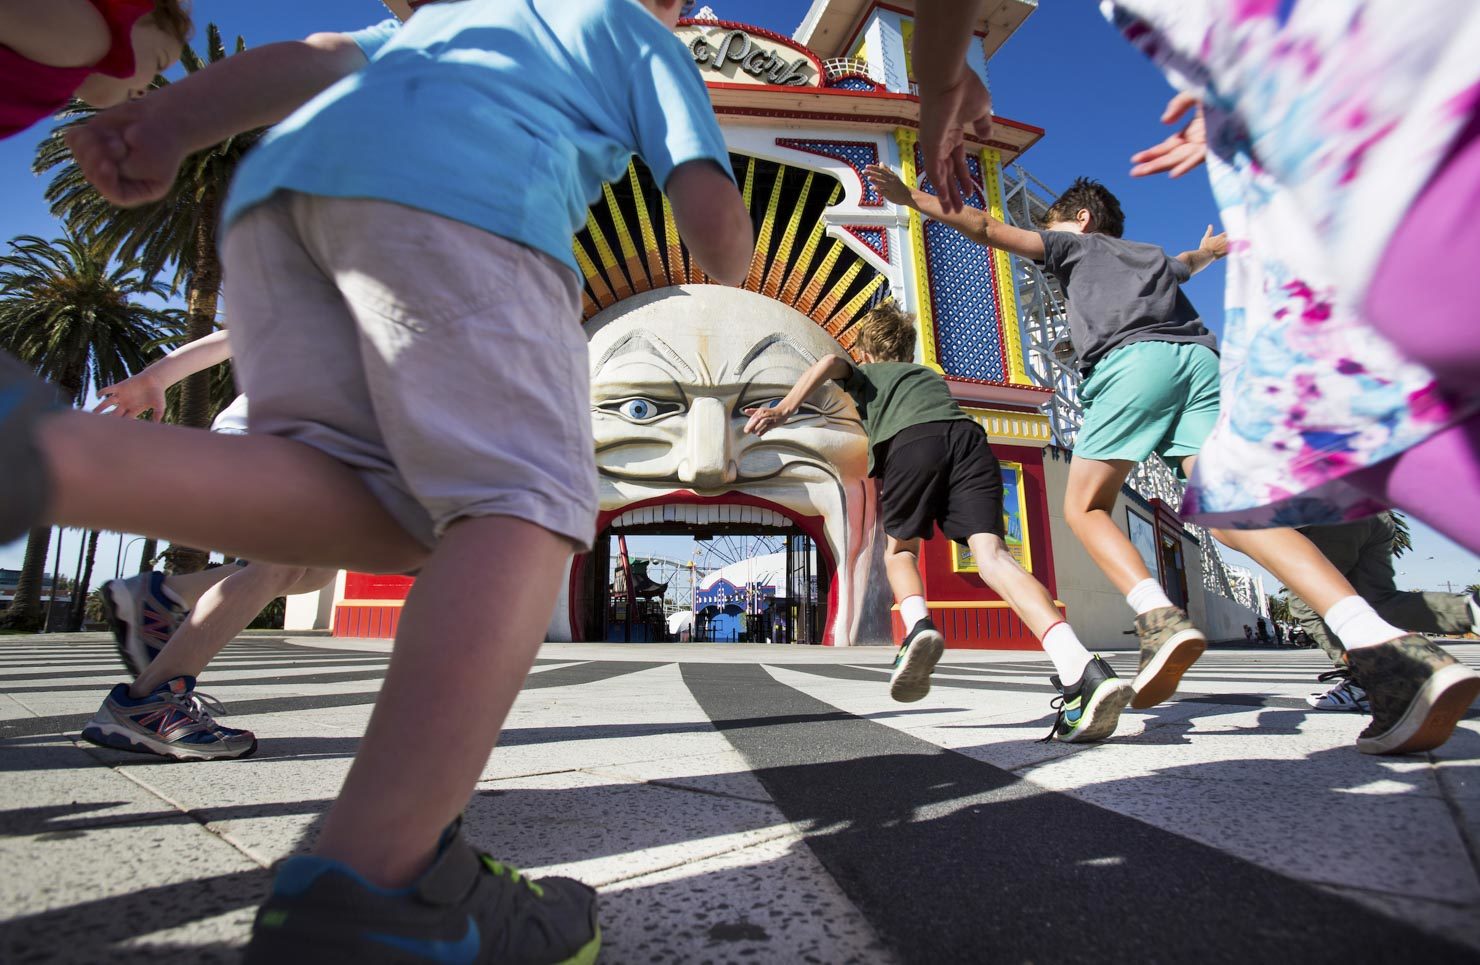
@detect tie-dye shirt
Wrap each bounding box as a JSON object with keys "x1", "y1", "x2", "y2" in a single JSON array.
[{"x1": 1101, "y1": 0, "x2": 1480, "y2": 528}]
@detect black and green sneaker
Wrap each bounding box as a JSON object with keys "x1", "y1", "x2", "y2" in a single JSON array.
[
  {"x1": 1042, "y1": 655, "x2": 1135, "y2": 744},
  {"x1": 890, "y1": 618, "x2": 946, "y2": 702},
  {"x1": 244, "y1": 819, "x2": 600, "y2": 965}
]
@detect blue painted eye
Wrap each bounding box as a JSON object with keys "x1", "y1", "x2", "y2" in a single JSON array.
[{"x1": 620, "y1": 399, "x2": 655, "y2": 421}]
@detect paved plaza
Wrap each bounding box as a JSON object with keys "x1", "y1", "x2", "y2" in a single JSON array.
[{"x1": 2, "y1": 633, "x2": 1479, "y2": 963}]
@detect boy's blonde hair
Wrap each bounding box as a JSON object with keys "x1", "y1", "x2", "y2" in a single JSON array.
[{"x1": 856, "y1": 301, "x2": 917, "y2": 362}]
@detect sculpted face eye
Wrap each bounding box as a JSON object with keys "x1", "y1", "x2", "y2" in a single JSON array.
[{"x1": 600, "y1": 397, "x2": 684, "y2": 424}]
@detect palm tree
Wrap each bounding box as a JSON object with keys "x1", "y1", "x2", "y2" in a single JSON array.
[
  {"x1": 0, "y1": 232, "x2": 180, "y2": 631},
  {"x1": 1390, "y1": 511, "x2": 1413, "y2": 558},
  {"x1": 36, "y1": 23, "x2": 265, "y2": 573},
  {"x1": 67, "y1": 529, "x2": 101, "y2": 631}
]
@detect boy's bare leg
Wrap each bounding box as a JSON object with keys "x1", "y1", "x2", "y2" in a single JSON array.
[
  {"x1": 40, "y1": 409, "x2": 426, "y2": 573},
  {"x1": 966, "y1": 533, "x2": 1062, "y2": 637},
  {"x1": 130, "y1": 563, "x2": 337, "y2": 696},
  {"x1": 883, "y1": 535, "x2": 926, "y2": 602},
  {"x1": 1210, "y1": 526, "x2": 1356, "y2": 614},
  {"x1": 1063, "y1": 457, "x2": 1153, "y2": 593},
  {"x1": 312, "y1": 514, "x2": 570, "y2": 888}
]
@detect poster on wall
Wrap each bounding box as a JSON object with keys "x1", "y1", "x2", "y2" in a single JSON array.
[
  {"x1": 953, "y1": 461, "x2": 1031, "y2": 573},
  {"x1": 1126, "y1": 508, "x2": 1161, "y2": 583}
]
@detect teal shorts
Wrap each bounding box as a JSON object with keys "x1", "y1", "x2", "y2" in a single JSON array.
[{"x1": 1073, "y1": 341, "x2": 1220, "y2": 477}]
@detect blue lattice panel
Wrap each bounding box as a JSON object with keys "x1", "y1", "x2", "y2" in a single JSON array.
[
  {"x1": 914, "y1": 146, "x2": 1008, "y2": 383},
  {"x1": 775, "y1": 138, "x2": 883, "y2": 206}
]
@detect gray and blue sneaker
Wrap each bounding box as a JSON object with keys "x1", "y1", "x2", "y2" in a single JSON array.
[
  {"x1": 102, "y1": 571, "x2": 186, "y2": 676},
  {"x1": 1042, "y1": 656, "x2": 1135, "y2": 743},
  {"x1": 0, "y1": 351, "x2": 59, "y2": 544},
  {"x1": 890, "y1": 618, "x2": 946, "y2": 702},
  {"x1": 244, "y1": 819, "x2": 601, "y2": 965},
  {"x1": 81, "y1": 675, "x2": 256, "y2": 761}
]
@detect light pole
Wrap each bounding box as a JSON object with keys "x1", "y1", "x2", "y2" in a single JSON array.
[{"x1": 114, "y1": 536, "x2": 149, "y2": 581}]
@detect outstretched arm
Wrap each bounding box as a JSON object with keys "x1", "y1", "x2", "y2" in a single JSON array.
[
  {"x1": 865, "y1": 163, "x2": 1044, "y2": 260},
  {"x1": 1175, "y1": 225, "x2": 1228, "y2": 276},
  {"x1": 742, "y1": 355, "x2": 852, "y2": 437},
  {"x1": 94, "y1": 329, "x2": 233, "y2": 420},
  {"x1": 67, "y1": 32, "x2": 371, "y2": 207}
]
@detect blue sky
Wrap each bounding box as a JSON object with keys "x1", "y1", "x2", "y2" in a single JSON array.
[{"x1": 1, "y1": 0, "x2": 1474, "y2": 599}]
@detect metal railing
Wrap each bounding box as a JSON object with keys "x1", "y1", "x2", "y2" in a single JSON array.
[{"x1": 821, "y1": 57, "x2": 883, "y2": 86}]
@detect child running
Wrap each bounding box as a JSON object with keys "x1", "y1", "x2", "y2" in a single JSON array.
[
  {"x1": 745, "y1": 302, "x2": 1135, "y2": 744},
  {"x1": 82, "y1": 329, "x2": 335, "y2": 761},
  {"x1": 0, "y1": 0, "x2": 191, "y2": 138},
  {"x1": 13, "y1": 0, "x2": 753, "y2": 960},
  {"x1": 865, "y1": 163, "x2": 1479, "y2": 755}
]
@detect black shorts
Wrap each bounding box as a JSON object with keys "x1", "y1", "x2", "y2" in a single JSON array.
[{"x1": 877, "y1": 420, "x2": 1004, "y2": 544}]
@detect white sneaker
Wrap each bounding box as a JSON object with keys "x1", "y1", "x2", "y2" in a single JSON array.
[{"x1": 1306, "y1": 669, "x2": 1369, "y2": 713}]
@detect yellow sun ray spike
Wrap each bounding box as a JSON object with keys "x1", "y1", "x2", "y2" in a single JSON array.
[
  {"x1": 814, "y1": 261, "x2": 864, "y2": 331},
  {"x1": 573, "y1": 237, "x2": 615, "y2": 317},
  {"x1": 627, "y1": 164, "x2": 667, "y2": 287},
  {"x1": 780, "y1": 184, "x2": 841, "y2": 306},
  {"x1": 795, "y1": 239, "x2": 844, "y2": 316},
  {"x1": 744, "y1": 162, "x2": 787, "y2": 292},
  {"x1": 762, "y1": 171, "x2": 813, "y2": 299},
  {"x1": 823, "y1": 273, "x2": 885, "y2": 337},
  {"x1": 659, "y1": 192, "x2": 686, "y2": 285},
  {"x1": 602, "y1": 182, "x2": 649, "y2": 294},
  {"x1": 584, "y1": 211, "x2": 632, "y2": 301}
]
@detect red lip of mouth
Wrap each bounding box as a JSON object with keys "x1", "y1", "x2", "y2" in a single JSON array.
[{"x1": 585, "y1": 490, "x2": 843, "y2": 645}]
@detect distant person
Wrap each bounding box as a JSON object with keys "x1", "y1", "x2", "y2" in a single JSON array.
[{"x1": 1293, "y1": 513, "x2": 1480, "y2": 712}]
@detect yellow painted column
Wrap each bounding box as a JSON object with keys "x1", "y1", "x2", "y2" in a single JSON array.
[
  {"x1": 894, "y1": 126, "x2": 941, "y2": 371},
  {"x1": 981, "y1": 148, "x2": 1030, "y2": 385}
]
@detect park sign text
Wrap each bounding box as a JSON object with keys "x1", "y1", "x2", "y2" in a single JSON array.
[{"x1": 681, "y1": 24, "x2": 820, "y2": 88}]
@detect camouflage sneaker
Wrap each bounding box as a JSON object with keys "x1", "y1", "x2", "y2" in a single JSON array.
[
  {"x1": 0, "y1": 351, "x2": 60, "y2": 544},
  {"x1": 244, "y1": 819, "x2": 600, "y2": 965},
  {"x1": 1041, "y1": 655, "x2": 1135, "y2": 744},
  {"x1": 1346, "y1": 634, "x2": 1480, "y2": 755},
  {"x1": 1130, "y1": 606, "x2": 1207, "y2": 709},
  {"x1": 890, "y1": 618, "x2": 945, "y2": 702}
]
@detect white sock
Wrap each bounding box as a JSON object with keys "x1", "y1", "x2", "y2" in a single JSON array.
[
  {"x1": 899, "y1": 595, "x2": 930, "y2": 628},
  {"x1": 1324, "y1": 595, "x2": 1405, "y2": 650},
  {"x1": 1041, "y1": 621, "x2": 1093, "y2": 685},
  {"x1": 1126, "y1": 578, "x2": 1173, "y2": 616},
  {"x1": 1468, "y1": 591, "x2": 1479, "y2": 634}
]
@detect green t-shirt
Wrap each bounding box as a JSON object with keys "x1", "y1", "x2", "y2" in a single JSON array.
[{"x1": 840, "y1": 361, "x2": 971, "y2": 475}]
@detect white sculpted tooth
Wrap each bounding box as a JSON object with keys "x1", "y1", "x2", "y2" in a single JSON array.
[{"x1": 663, "y1": 504, "x2": 676, "y2": 522}]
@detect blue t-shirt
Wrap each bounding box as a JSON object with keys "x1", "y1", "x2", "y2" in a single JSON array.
[{"x1": 223, "y1": 0, "x2": 732, "y2": 274}]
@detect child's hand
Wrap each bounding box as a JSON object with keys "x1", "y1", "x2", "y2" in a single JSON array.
[
  {"x1": 918, "y1": 69, "x2": 994, "y2": 213},
  {"x1": 742, "y1": 401, "x2": 795, "y2": 437},
  {"x1": 66, "y1": 100, "x2": 185, "y2": 207},
  {"x1": 1130, "y1": 91, "x2": 1208, "y2": 178},
  {"x1": 1198, "y1": 225, "x2": 1228, "y2": 259},
  {"x1": 94, "y1": 371, "x2": 167, "y2": 420},
  {"x1": 865, "y1": 164, "x2": 914, "y2": 206}
]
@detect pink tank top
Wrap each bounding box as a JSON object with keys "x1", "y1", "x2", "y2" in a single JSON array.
[{"x1": 0, "y1": 0, "x2": 152, "y2": 140}]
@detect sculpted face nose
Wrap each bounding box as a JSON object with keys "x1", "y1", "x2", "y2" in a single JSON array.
[{"x1": 677, "y1": 396, "x2": 738, "y2": 489}]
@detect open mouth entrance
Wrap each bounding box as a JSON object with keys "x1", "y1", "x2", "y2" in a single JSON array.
[{"x1": 571, "y1": 502, "x2": 833, "y2": 644}]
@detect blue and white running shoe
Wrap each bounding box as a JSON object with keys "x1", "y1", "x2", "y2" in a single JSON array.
[
  {"x1": 81, "y1": 676, "x2": 256, "y2": 761},
  {"x1": 102, "y1": 571, "x2": 186, "y2": 676}
]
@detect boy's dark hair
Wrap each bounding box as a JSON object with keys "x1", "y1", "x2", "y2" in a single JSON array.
[
  {"x1": 148, "y1": 0, "x2": 193, "y2": 45},
  {"x1": 856, "y1": 301, "x2": 917, "y2": 362},
  {"x1": 1039, "y1": 177, "x2": 1125, "y2": 238}
]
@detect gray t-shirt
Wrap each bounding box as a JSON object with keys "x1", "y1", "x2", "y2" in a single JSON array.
[{"x1": 1036, "y1": 230, "x2": 1217, "y2": 371}]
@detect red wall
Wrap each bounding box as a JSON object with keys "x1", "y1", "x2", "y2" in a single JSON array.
[{"x1": 891, "y1": 443, "x2": 1060, "y2": 650}]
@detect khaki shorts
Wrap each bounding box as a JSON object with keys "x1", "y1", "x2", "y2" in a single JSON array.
[{"x1": 222, "y1": 193, "x2": 598, "y2": 551}]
